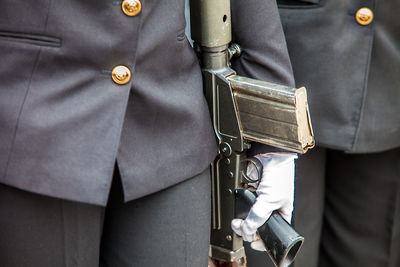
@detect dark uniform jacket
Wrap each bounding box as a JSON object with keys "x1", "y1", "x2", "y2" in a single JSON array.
[
  {"x1": 278, "y1": 0, "x2": 400, "y2": 153},
  {"x1": 0, "y1": 0, "x2": 293, "y2": 205}
]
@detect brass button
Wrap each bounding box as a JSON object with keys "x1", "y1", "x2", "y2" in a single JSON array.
[
  {"x1": 122, "y1": 0, "x2": 142, "y2": 17},
  {"x1": 355, "y1": 7, "x2": 374, "y2": 26},
  {"x1": 111, "y1": 65, "x2": 131, "y2": 85}
]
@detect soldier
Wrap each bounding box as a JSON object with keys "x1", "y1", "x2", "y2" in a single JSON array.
[
  {"x1": 249, "y1": 1, "x2": 400, "y2": 267},
  {"x1": 0, "y1": 0, "x2": 295, "y2": 266}
]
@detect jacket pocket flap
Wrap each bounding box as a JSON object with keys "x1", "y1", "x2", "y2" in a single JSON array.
[{"x1": 0, "y1": 31, "x2": 61, "y2": 47}]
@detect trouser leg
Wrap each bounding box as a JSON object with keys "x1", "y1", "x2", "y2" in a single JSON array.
[
  {"x1": 291, "y1": 146, "x2": 326, "y2": 267},
  {"x1": 319, "y1": 148, "x2": 400, "y2": 267},
  {"x1": 0, "y1": 183, "x2": 104, "y2": 267},
  {"x1": 100, "y1": 167, "x2": 211, "y2": 267}
]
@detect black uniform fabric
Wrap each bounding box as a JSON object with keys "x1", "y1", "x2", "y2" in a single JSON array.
[
  {"x1": 0, "y1": 167, "x2": 211, "y2": 267},
  {"x1": 0, "y1": 1, "x2": 295, "y2": 266},
  {"x1": 293, "y1": 148, "x2": 400, "y2": 267},
  {"x1": 0, "y1": 183, "x2": 103, "y2": 267},
  {"x1": 278, "y1": 0, "x2": 400, "y2": 153},
  {"x1": 0, "y1": 0, "x2": 294, "y2": 206},
  {"x1": 260, "y1": 0, "x2": 400, "y2": 266},
  {"x1": 100, "y1": 167, "x2": 211, "y2": 267},
  {"x1": 0, "y1": 0, "x2": 216, "y2": 206},
  {"x1": 247, "y1": 148, "x2": 400, "y2": 267}
]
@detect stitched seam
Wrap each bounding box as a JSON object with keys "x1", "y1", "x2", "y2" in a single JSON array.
[
  {"x1": 61, "y1": 200, "x2": 68, "y2": 267},
  {"x1": 2, "y1": 47, "x2": 42, "y2": 180},
  {"x1": 44, "y1": 0, "x2": 52, "y2": 32},
  {"x1": 387, "y1": 155, "x2": 400, "y2": 267},
  {"x1": 3, "y1": 0, "x2": 52, "y2": 180},
  {"x1": 76, "y1": 205, "x2": 81, "y2": 267},
  {"x1": 185, "y1": 231, "x2": 188, "y2": 267},
  {"x1": 350, "y1": 0, "x2": 376, "y2": 151},
  {"x1": 387, "y1": 188, "x2": 400, "y2": 267}
]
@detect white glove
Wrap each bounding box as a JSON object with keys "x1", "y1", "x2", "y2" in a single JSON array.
[{"x1": 231, "y1": 152, "x2": 297, "y2": 251}]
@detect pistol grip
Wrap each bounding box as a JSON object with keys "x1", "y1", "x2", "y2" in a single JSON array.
[{"x1": 234, "y1": 189, "x2": 304, "y2": 267}]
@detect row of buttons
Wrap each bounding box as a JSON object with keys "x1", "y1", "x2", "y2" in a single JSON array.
[
  {"x1": 111, "y1": 0, "x2": 141, "y2": 85},
  {"x1": 111, "y1": 5, "x2": 373, "y2": 85}
]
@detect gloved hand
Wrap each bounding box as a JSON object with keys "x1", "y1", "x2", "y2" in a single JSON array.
[{"x1": 231, "y1": 152, "x2": 297, "y2": 251}]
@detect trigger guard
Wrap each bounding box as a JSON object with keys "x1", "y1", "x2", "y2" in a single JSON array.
[{"x1": 242, "y1": 157, "x2": 263, "y2": 184}]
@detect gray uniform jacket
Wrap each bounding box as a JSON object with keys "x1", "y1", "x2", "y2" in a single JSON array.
[
  {"x1": 278, "y1": 0, "x2": 400, "y2": 153},
  {"x1": 0, "y1": 0, "x2": 293, "y2": 205}
]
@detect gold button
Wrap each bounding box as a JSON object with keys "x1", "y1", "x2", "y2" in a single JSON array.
[
  {"x1": 122, "y1": 0, "x2": 142, "y2": 17},
  {"x1": 111, "y1": 65, "x2": 131, "y2": 85},
  {"x1": 355, "y1": 7, "x2": 374, "y2": 26}
]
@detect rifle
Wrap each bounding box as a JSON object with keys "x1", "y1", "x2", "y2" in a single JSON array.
[{"x1": 189, "y1": 1, "x2": 315, "y2": 267}]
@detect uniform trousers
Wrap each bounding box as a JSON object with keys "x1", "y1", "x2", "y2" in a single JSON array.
[
  {"x1": 246, "y1": 147, "x2": 400, "y2": 267},
  {"x1": 0, "y1": 166, "x2": 211, "y2": 267}
]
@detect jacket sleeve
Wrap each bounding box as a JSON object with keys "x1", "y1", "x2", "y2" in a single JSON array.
[
  {"x1": 230, "y1": 0, "x2": 296, "y2": 155},
  {"x1": 231, "y1": 0, "x2": 295, "y2": 87}
]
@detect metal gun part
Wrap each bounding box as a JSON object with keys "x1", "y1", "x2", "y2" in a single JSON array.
[{"x1": 190, "y1": 0, "x2": 314, "y2": 266}]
